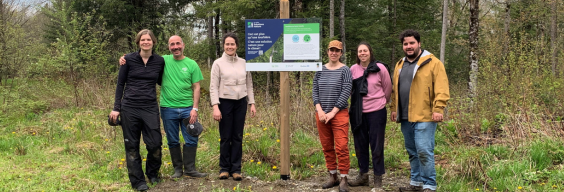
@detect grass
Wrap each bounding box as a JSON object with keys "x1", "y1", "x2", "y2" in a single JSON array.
[{"x1": 2, "y1": 75, "x2": 564, "y2": 191}]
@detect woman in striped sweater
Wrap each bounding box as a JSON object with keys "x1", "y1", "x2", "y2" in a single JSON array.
[{"x1": 312, "y1": 40, "x2": 353, "y2": 192}]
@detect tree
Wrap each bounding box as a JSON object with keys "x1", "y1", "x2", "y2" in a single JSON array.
[
  {"x1": 468, "y1": 0, "x2": 479, "y2": 107},
  {"x1": 550, "y1": 0, "x2": 558, "y2": 76},
  {"x1": 339, "y1": 0, "x2": 346, "y2": 63},
  {"x1": 330, "y1": 0, "x2": 334, "y2": 38},
  {"x1": 440, "y1": 0, "x2": 448, "y2": 63}
]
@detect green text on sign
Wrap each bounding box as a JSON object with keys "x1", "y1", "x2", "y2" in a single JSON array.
[{"x1": 284, "y1": 23, "x2": 320, "y2": 34}]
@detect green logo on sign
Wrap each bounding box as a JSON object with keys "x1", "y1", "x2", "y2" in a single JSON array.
[{"x1": 303, "y1": 35, "x2": 311, "y2": 42}]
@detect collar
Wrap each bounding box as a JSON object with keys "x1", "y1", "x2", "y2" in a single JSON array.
[{"x1": 222, "y1": 52, "x2": 238, "y2": 63}]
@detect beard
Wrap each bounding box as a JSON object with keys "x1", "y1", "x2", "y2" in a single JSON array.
[{"x1": 404, "y1": 47, "x2": 421, "y2": 59}]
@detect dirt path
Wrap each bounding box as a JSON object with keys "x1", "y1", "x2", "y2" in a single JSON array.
[{"x1": 149, "y1": 169, "x2": 411, "y2": 192}]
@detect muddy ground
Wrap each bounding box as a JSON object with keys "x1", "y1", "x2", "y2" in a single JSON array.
[{"x1": 149, "y1": 169, "x2": 412, "y2": 192}]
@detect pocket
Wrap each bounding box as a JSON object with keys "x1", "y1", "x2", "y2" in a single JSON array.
[{"x1": 222, "y1": 80, "x2": 237, "y2": 96}]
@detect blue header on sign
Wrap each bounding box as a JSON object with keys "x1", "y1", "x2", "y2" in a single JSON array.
[{"x1": 245, "y1": 19, "x2": 291, "y2": 61}]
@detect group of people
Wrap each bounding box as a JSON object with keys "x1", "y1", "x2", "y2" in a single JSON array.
[
  {"x1": 108, "y1": 29, "x2": 449, "y2": 192},
  {"x1": 312, "y1": 29, "x2": 449, "y2": 192},
  {"x1": 109, "y1": 30, "x2": 254, "y2": 191}
]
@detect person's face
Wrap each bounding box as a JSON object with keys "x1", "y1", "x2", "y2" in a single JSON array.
[
  {"x1": 168, "y1": 36, "x2": 185, "y2": 57},
  {"x1": 224, "y1": 37, "x2": 237, "y2": 56},
  {"x1": 357, "y1": 45, "x2": 370, "y2": 63},
  {"x1": 139, "y1": 34, "x2": 153, "y2": 51},
  {"x1": 402, "y1": 36, "x2": 421, "y2": 59},
  {"x1": 327, "y1": 47, "x2": 342, "y2": 62}
]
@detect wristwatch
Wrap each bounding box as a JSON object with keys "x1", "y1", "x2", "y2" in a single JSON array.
[{"x1": 193, "y1": 108, "x2": 199, "y2": 112}]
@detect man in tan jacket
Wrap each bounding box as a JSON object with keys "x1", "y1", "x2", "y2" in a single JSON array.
[{"x1": 390, "y1": 30, "x2": 449, "y2": 192}]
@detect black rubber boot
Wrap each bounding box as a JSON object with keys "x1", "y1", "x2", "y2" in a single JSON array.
[
  {"x1": 169, "y1": 147, "x2": 183, "y2": 178},
  {"x1": 183, "y1": 146, "x2": 208, "y2": 178}
]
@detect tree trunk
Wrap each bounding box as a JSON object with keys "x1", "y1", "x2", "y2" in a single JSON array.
[
  {"x1": 440, "y1": 0, "x2": 448, "y2": 63},
  {"x1": 330, "y1": 0, "x2": 334, "y2": 38},
  {"x1": 468, "y1": 0, "x2": 479, "y2": 106},
  {"x1": 389, "y1": 0, "x2": 397, "y2": 64},
  {"x1": 295, "y1": 0, "x2": 303, "y2": 92},
  {"x1": 551, "y1": 0, "x2": 558, "y2": 76},
  {"x1": 503, "y1": 1, "x2": 510, "y2": 58},
  {"x1": 208, "y1": 15, "x2": 214, "y2": 68},
  {"x1": 339, "y1": 0, "x2": 346, "y2": 63},
  {"x1": 215, "y1": 9, "x2": 221, "y2": 58}
]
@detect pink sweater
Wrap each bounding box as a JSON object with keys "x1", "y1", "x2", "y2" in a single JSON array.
[{"x1": 350, "y1": 63, "x2": 392, "y2": 113}]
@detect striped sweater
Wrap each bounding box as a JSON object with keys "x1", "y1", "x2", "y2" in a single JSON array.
[{"x1": 312, "y1": 65, "x2": 353, "y2": 113}]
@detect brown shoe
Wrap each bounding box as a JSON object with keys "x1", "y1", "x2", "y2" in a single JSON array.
[
  {"x1": 422, "y1": 189, "x2": 436, "y2": 192},
  {"x1": 348, "y1": 172, "x2": 369, "y2": 187},
  {"x1": 232, "y1": 173, "x2": 242, "y2": 181},
  {"x1": 400, "y1": 185, "x2": 423, "y2": 192},
  {"x1": 339, "y1": 176, "x2": 348, "y2": 192},
  {"x1": 219, "y1": 172, "x2": 229, "y2": 179},
  {"x1": 373, "y1": 175, "x2": 383, "y2": 188},
  {"x1": 321, "y1": 173, "x2": 339, "y2": 189}
]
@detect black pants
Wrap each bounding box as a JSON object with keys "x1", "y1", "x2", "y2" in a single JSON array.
[
  {"x1": 353, "y1": 107, "x2": 387, "y2": 175},
  {"x1": 121, "y1": 106, "x2": 162, "y2": 188},
  {"x1": 218, "y1": 97, "x2": 247, "y2": 174}
]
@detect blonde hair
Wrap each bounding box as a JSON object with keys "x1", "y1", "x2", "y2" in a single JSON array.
[{"x1": 135, "y1": 29, "x2": 157, "y2": 47}]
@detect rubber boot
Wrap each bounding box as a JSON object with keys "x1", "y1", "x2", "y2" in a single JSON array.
[
  {"x1": 169, "y1": 147, "x2": 183, "y2": 178},
  {"x1": 348, "y1": 172, "x2": 369, "y2": 186},
  {"x1": 183, "y1": 146, "x2": 208, "y2": 178},
  {"x1": 339, "y1": 176, "x2": 349, "y2": 192},
  {"x1": 321, "y1": 172, "x2": 340, "y2": 189},
  {"x1": 373, "y1": 175, "x2": 383, "y2": 188}
]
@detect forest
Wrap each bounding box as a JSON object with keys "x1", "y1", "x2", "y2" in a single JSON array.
[{"x1": 1, "y1": 0, "x2": 563, "y2": 191}]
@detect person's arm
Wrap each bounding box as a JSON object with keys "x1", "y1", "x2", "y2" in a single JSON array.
[
  {"x1": 210, "y1": 61, "x2": 222, "y2": 121},
  {"x1": 379, "y1": 64, "x2": 393, "y2": 103},
  {"x1": 189, "y1": 82, "x2": 200, "y2": 124},
  {"x1": 157, "y1": 61, "x2": 165, "y2": 86},
  {"x1": 432, "y1": 60, "x2": 450, "y2": 121},
  {"x1": 312, "y1": 72, "x2": 326, "y2": 122},
  {"x1": 390, "y1": 61, "x2": 399, "y2": 122},
  {"x1": 246, "y1": 71, "x2": 256, "y2": 117},
  {"x1": 110, "y1": 55, "x2": 130, "y2": 122}
]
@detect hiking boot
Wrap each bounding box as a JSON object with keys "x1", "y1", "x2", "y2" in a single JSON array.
[
  {"x1": 149, "y1": 177, "x2": 160, "y2": 185},
  {"x1": 169, "y1": 147, "x2": 183, "y2": 178},
  {"x1": 219, "y1": 172, "x2": 229, "y2": 179},
  {"x1": 321, "y1": 172, "x2": 340, "y2": 189},
  {"x1": 136, "y1": 184, "x2": 149, "y2": 191},
  {"x1": 373, "y1": 175, "x2": 383, "y2": 188},
  {"x1": 339, "y1": 176, "x2": 348, "y2": 192},
  {"x1": 422, "y1": 189, "x2": 436, "y2": 192},
  {"x1": 347, "y1": 172, "x2": 369, "y2": 186},
  {"x1": 400, "y1": 185, "x2": 423, "y2": 192},
  {"x1": 183, "y1": 146, "x2": 208, "y2": 178},
  {"x1": 232, "y1": 173, "x2": 242, "y2": 181}
]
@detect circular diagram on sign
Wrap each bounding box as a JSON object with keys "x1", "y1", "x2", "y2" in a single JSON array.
[
  {"x1": 292, "y1": 35, "x2": 299, "y2": 43},
  {"x1": 303, "y1": 35, "x2": 311, "y2": 42}
]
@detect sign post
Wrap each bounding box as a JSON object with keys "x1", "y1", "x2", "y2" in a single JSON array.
[
  {"x1": 245, "y1": 0, "x2": 321, "y2": 180},
  {"x1": 279, "y1": 0, "x2": 290, "y2": 180}
]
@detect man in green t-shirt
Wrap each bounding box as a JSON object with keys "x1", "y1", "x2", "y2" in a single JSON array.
[{"x1": 120, "y1": 35, "x2": 208, "y2": 179}]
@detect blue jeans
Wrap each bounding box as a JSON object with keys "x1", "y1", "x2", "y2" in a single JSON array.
[
  {"x1": 160, "y1": 107, "x2": 199, "y2": 148},
  {"x1": 400, "y1": 121, "x2": 437, "y2": 190}
]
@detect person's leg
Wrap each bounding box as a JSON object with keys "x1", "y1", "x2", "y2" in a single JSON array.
[
  {"x1": 316, "y1": 112, "x2": 339, "y2": 189},
  {"x1": 139, "y1": 107, "x2": 162, "y2": 182},
  {"x1": 120, "y1": 107, "x2": 146, "y2": 189},
  {"x1": 229, "y1": 98, "x2": 247, "y2": 176},
  {"x1": 218, "y1": 98, "x2": 235, "y2": 174},
  {"x1": 413, "y1": 122, "x2": 437, "y2": 191},
  {"x1": 400, "y1": 121, "x2": 423, "y2": 188},
  {"x1": 179, "y1": 107, "x2": 207, "y2": 178},
  {"x1": 368, "y1": 108, "x2": 387, "y2": 176},
  {"x1": 160, "y1": 107, "x2": 183, "y2": 178},
  {"x1": 331, "y1": 109, "x2": 350, "y2": 176},
  {"x1": 348, "y1": 111, "x2": 370, "y2": 187}
]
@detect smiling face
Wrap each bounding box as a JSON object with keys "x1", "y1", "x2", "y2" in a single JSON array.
[
  {"x1": 327, "y1": 48, "x2": 342, "y2": 62},
  {"x1": 139, "y1": 34, "x2": 153, "y2": 51},
  {"x1": 402, "y1": 36, "x2": 421, "y2": 59},
  {"x1": 168, "y1": 36, "x2": 184, "y2": 58},
  {"x1": 224, "y1": 37, "x2": 237, "y2": 56},
  {"x1": 357, "y1": 44, "x2": 370, "y2": 63}
]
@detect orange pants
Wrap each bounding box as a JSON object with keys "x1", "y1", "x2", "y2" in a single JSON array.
[{"x1": 315, "y1": 109, "x2": 350, "y2": 174}]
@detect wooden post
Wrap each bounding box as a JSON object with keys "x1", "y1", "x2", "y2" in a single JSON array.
[{"x1": 279, "y1": 0, "x2": 290, "y2": 180}]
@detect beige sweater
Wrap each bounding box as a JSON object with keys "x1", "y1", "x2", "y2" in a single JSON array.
[{"x1": 210, "y1": 52, "x2": 255, "y2": 105}]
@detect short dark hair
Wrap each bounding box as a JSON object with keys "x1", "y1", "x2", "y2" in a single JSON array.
[
  {"x1": 399, "y1": 29, "x2": 420, "y2": 43},
  {"x1": 356, "y1": 41, "x2": 375, "y2": 64},
  {"x1": 222, "y1": 32, "x2": 239, "y2": 47}
]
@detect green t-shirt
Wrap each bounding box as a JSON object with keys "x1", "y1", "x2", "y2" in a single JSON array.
[{"x1": 160, "y1": 55, "x2": 204, "y2": 108}]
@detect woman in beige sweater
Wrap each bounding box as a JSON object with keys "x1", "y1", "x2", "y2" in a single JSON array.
[{"x1": 209, "y1": 32, "x2": 256, "y2": 181}]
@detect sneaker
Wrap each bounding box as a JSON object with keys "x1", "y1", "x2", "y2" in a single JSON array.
[
  {"x1": 399, "y1": 185, "x2": 423, "y2": 192},
  {"x1": 219, "y1": 172, "x2": 229, "y2": 179},
  {"x1": 232, "y1": 173, "x2": 242, "y2": 181}
]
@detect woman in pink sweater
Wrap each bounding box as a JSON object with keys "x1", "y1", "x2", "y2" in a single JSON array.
[{"x1": 347, "y1": 42, "x2": 392, "y2": 189}]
